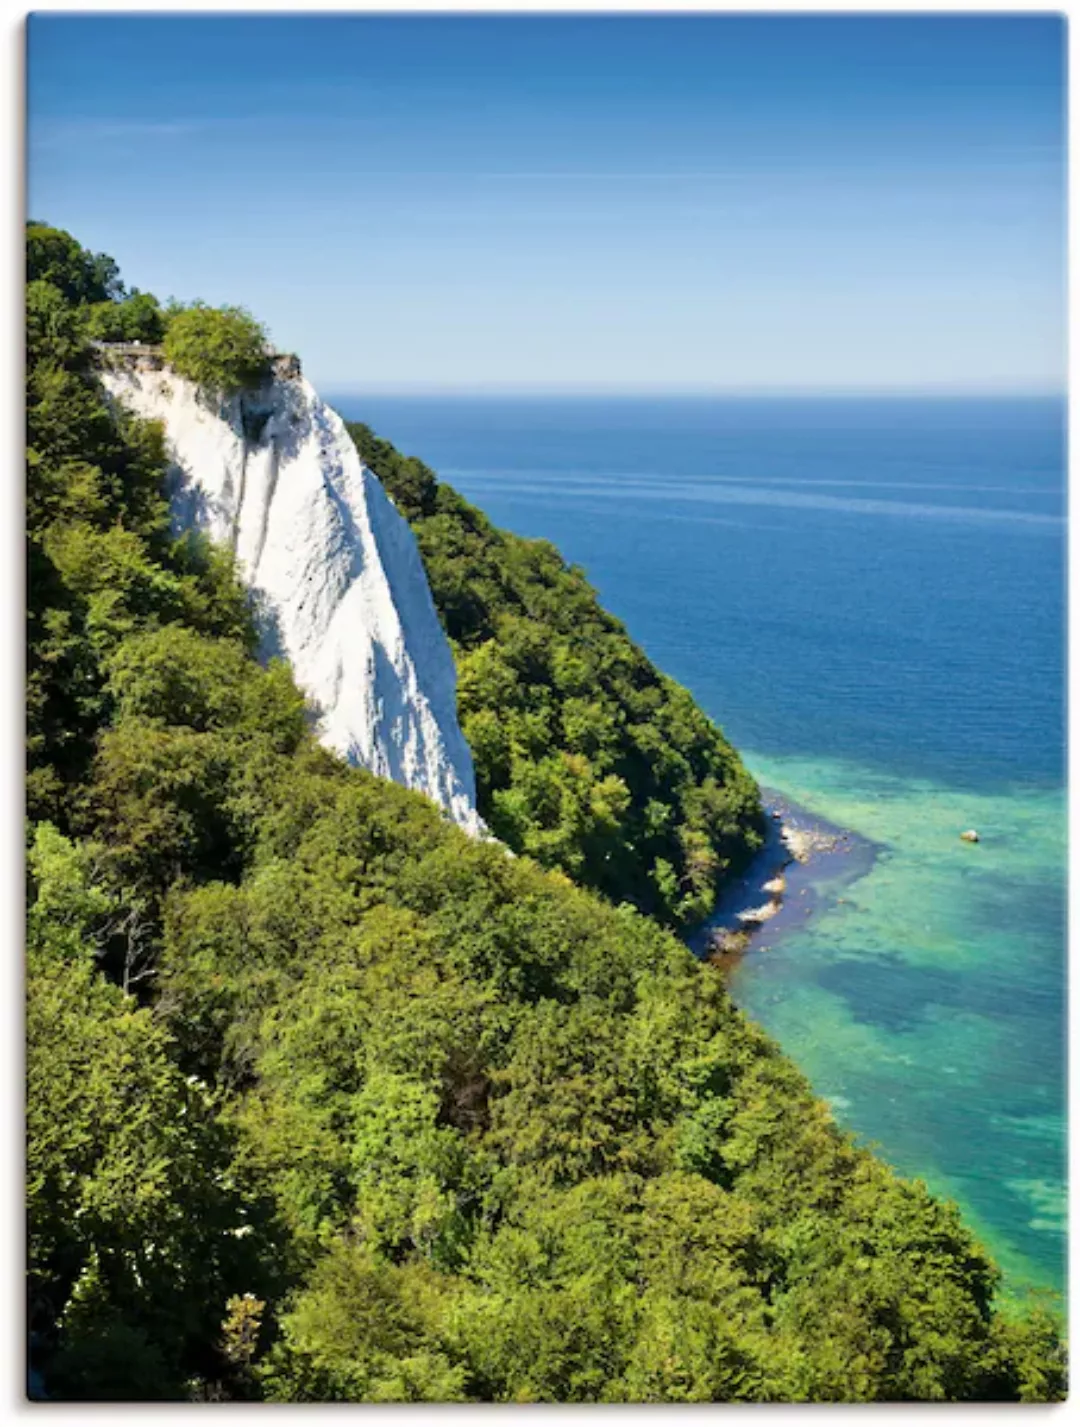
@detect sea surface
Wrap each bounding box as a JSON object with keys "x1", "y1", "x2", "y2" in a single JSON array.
[{"x1": 331, "y1": 392, "x2": 1067, "y2": 1300}]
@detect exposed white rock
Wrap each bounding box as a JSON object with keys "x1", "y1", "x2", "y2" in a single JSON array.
[
  {"x1": 736, "y1": 899, "x2": 780, "y2": 927},
  {"x1": 99, "y1": 353, "x2": 484, "y2": 836}
]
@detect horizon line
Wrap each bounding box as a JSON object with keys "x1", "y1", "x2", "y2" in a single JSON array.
[{"x1": 320, "y1": 383, "x2": 1066, "y2": 401}]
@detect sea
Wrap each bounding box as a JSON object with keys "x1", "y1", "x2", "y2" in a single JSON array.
[{"x1": 330, "y1": 392, "x2": 1067, "y2": 1302}]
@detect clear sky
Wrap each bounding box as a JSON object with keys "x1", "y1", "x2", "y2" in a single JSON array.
[{"x1": 27, "y1": 13, "x2": 1065, "y2": 394}]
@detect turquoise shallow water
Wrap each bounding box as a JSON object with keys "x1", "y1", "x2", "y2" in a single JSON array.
[
  {"x1": 733, "y1": 751, "x2": 1066, "y2": 1298},
  {"x1": 333, "y1": 393, "x2": 1067, "y2": 1300}
]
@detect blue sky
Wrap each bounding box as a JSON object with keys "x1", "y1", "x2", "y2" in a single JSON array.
[{"x1": 27, "y1": 14, "x2": 1065, "y2": 393}]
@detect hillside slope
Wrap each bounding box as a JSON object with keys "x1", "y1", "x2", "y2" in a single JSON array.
[
  {"x1": 347, "y1": 421, "x2": 764, "y2": 927},
  {"x1": 95, "y1": 353, "x2": 482, "y2": 834},
  {"x1": 25, "y1": 225, "x2": 1065, "y2": 1403}
]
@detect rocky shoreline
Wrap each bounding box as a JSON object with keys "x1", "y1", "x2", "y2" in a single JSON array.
[{"x1": 688, "y1": 789, "x2": 876, "y2": 970}]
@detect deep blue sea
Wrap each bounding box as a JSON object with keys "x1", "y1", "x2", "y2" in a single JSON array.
[{"x1": 331, "y1": 393, "x2": 1067, "y2": 1299}]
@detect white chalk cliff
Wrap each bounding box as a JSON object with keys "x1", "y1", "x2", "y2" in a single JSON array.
[{"x1": 99, "y1": 350, "x2": 484, "y2": 836}]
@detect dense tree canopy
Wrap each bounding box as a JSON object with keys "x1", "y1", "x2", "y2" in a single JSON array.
[
  {"x1": 162, "y1": 303, "x2": 271, "y2": 397},
  {"x1": 84, "y1": 291, "x2": 168, "y2": 345},
  {"x1": 347, "y1": 422, "x2": 764, "y2": 927},
  {"x1": 27, "y1": 221, "x2": 122, "y2": 306},
  {"x1": 25, "y1": 225, "x2": 1066, "y2": 1402}
]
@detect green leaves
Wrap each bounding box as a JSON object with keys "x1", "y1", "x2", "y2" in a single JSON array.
[
  {"x1": 85, "y1": 290, "x2": 166, "y2": 345},
  {"x1": 105, "y1": 625, "x2": 306, "y2": 748},
  {"x1": 27, "y1": 841, "x2": 252, "y2": 1398},
  {"x1": 162, "y1": 304, "x2": 270, "y2": 398},
  {"x1": 27, "y1": 822, "x2": 114, "y2": 961},
  {"x1": 259, "y1": 1246, "x2": 468, "y2": 1402},
  {"x1": 346, "y1": 419, "x2": 765, "y2": 927},
  {"x1": 26, "y1": 225, "x2": 1066, "y2": 1403},
  {"x1": 27, "y1": 222, "x2": 121, "y2": 306}
]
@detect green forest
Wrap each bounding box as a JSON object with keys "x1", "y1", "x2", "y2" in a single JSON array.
[
  {"x1": 25, "y1": 224, "x2": 1066, "y2": 1402},
  {"x1": 346, "y1": 422, "x2": 763, "y2": 928}
]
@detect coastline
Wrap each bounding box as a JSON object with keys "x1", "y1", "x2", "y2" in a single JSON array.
[
  {"x1": 700, "y1": 753, "x2": 1066, "y2": 1299},
  {"x1": 688, "y1": 787, "x2": 878, "y2": 973}
]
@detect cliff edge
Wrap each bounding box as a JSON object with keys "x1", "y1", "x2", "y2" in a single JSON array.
[{"x1": 98, "y1": 348, "x2": 484, "y2": 836}]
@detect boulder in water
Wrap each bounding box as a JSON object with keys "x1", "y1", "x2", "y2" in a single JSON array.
[
  {"x1": 737, "y1": 900, "x2": 780, "y2": 927},
  {"x1": 708, "y1": 926, "x2": 752, "y2": 960}
]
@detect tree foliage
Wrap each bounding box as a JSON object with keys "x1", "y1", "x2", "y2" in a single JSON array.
[
  {"x1": 26, "y1": 825, "x2": 259, "y2": 1400},
  {"x1": 85, "y1": 291, "x2": 167, "y2": 344},
  {"x1": 25, "y1": 225, "x2": 1066, "y2": 1402},
  {"x1": 347, "y1": 422, "x2": 765, "y2": 926},
  {"x1": 27, "y1": 221, "x2": 122, "y2": 306},
  {"x1": 162, "y1": 303, "x2": 270, "y2": 397}
]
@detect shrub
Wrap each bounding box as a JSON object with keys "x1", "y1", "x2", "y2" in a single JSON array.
[
  {"x1": 163, "y1": 304, "x2": 270, "y2": 397},
  {"x1": 85, "y1": 291, "x2": 167, "y2": 344}
]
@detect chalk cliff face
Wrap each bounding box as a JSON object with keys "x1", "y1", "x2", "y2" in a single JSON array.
[{"x1": 99, "y1": 353, "x2": 484, "y2": 836}]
